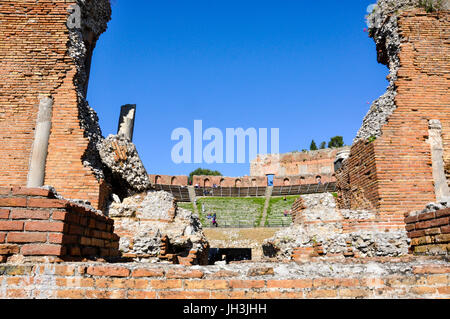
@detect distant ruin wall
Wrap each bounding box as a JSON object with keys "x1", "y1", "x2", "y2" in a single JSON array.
[
  {"x1": 251, "y1": 148, "x2": 347, "y2": 179},
  {"x1": 337, "y1": 7, "x2": 449, "y2": 220},
  {"x1": 0, "y1": 0, "x2": 112, "y2": 209}
]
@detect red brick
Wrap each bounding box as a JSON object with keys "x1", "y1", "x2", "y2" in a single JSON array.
[
  {"x1": 52, "y1": 210, "x2": 68, "y2": 221},
  {"x1": 184, "y1": 280, "x2": 229, "y2": 290},
  {"x1": 27, "y1": 198, "x2": 68, "y2": 209},
  {"x1": 166, "y1": 268, "x2": 204, "y2": 279},
  {"x1": 7, "y1": 232, "x2": 47, "y2": 243},
  {"x1": 0, "y1": 187, "x2": 11, "y2": 196},
  {"x1": 159, "y1": 291, "x2": 210, "y2": 299},
  {"x1": 10, "y1": 209, "x2": 50, "y2": 220},
  {"x1": 418, "y1": 211, "x2": 436, "y2": 221},
  {"x1": 25, "y1": 221, "x2": 65, "y2": 232},
  {"x1": 0, "y1": 232, "x2": 5, "y2": 243},
  {"x1": 127, "y1": 291, "x2": 157, "y2": 299},
  {"x1": 0, "y1": 221, "x2": 24, "y2": 231},
  {"x1": 57, "y1": 290, "x2": 85, "y2": 299},
  {"x1": 21, "y1": 244, "x2": 65, "y2": 256},
  {"x1": 306, "y1": 289, "x2": 337, "y2": 298},
  {"x1": 131, "y1": 268, "x2": 165, "y2": 278},
  {"x1": 150, "y1": 279, "x2": 182, "y2": 289},
  {"x1": 229, "y1": 280, "x2": 266, "y2": 289},
  {"x1": 0, "y1": 209, "x2": 9, "y2": 219},
  {"x1": 436, "y1": 208, "x2": 450, "y2": 218},
  {"x1": 413, "y1": 265, "x2": 450, "y2": 274},
  {"x1": 86, "y1": 265, "x2": 130, "y2": 277},
  {"x1": 267, "y1": 279, "x2": 312, "y2": 289},
  {"x1": 12, "y1": 187, "x2": 51, "y2": 197},
  {"x1": 0, "y1": 198, "x2": 27, "y2": 207}
]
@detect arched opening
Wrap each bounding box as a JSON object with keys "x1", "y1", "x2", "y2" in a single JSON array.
[
  {"x1": 283, "y1": 178, "x2": 290, "y2": 186},
  {"x1": 204, "y1": 178, "x2": 211, "y2": 187},
  {"x1": 235, "y1": 179, "x2": 242, "y2": 187},
  {"x1": 171, "y1": 176, "x2": 177, "y2": 185},
  {"x1": 251, "y1": 178, "x2": 257, "y2": 187},
  {"x1": 155, "y1": 175, "x2": 161, "y2": 184},
  {"x1": 219, "y1": 178, "x2": 225, "y2": 186}
]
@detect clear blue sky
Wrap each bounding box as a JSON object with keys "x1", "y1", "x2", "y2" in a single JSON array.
[{"x1": 87, "y1": 0, "x2": 384, "y2": 177}]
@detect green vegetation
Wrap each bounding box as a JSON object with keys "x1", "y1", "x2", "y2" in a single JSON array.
[
  {"x1": 368, "y1": 135, "x2": 377, "y2": 143},
  {"x1": 265, "y1": 196, "x2": 297, "y2": 227},
  {"x1": 418, "y1": 0, "x2": 444, "y2": 13},
  {"x1": 188, "y1": 168, "x2": 222, "y2": 184},
  {"x1": 328, "y1": 136, "x2": 344, "y2": 148},
  {"x1": 196, "y1": 197, "x2": 265, "y2": 227},
  {"x1": 177, "y1": 202, "x2": 195, "y2": 213},
  {"x1": 310, "y1": 140, "x2": 318, "y2": 151},
  {"x1": 301, "y1": 136, "x2": 345, "y2": 152}
]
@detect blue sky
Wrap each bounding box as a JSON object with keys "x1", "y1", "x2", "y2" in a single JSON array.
[{"x1": 87, "y1": 0, "x2": 384, "y2": 177}]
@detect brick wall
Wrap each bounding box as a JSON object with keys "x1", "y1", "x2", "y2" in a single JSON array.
[
  {"x1": 336, "y1": 140, "x2": 379, "y2": 211},
  {"x1": 0, "y1": 258, "x2": 448, "y2": 299},
  {"x1": 250, "y1": 148, "x2": 345, "y2": 177},
  {"x1": 0, "y1": 0, "x2": 110, "y2": 209},
  {"x1": 149, "y1": 175, "x2": 189, "y2": 186},
  {"x1": 192, "y1": 175, "x2": 268, "y2": 187},
  {"x1": 337, "y1": 10, "x2": 450, "y2": 223},
  {"x1": 0, "y1": 187, "x2": 120, "y2": 262},
  {"x1": 405, "y1": 208, "x2": 450, "y2": 256}
]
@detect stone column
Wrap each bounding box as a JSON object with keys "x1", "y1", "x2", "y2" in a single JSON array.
[
  {"x1": 27, "y1": 95, "x2": 53, "y2": 188},
  {"x1": 117, "y1": 104, "x2": 136, "y2": 141},
  {"x1": 427, "y1": 120, "x2": 450, "y2": 203}
]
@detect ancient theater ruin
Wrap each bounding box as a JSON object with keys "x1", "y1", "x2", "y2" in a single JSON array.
[{"x1": 0, "y1": 0, "x2": 449, "y2": 299}]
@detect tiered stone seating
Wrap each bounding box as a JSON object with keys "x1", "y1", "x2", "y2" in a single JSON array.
[
  {"x1": 196, "y1": 197, "x2": 265, "y2": 228},
  {"x1": 265, "y1": 196, "x2": 297, "y2": 227}
]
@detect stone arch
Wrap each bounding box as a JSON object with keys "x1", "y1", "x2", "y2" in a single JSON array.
[
  {"x1": 283, "y1": 178, "x2": 290, "y2": 186},
  {"x1": 219, "y1": 178, "x2": 225, "y2": 186},
  {"x1": 235, "y1": 179, "x2": 242, "y2": 187},
  {"x1": 204, "y1": 178, "x2": 211, "y2": 187}
]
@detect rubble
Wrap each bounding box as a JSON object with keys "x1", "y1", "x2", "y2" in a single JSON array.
[
  {"x1": 98, "y1": 135, "x2": 151, "y2": 197},
  {"x1": 263, "y1": 192, "x2": 409, "y2": 259},
  {"x1": 107, "y1": 190, "x2": 209, "y2": 264}
]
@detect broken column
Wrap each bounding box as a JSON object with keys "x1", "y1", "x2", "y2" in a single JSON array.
[
  {"x1": 27, "y1": 95, "x2": 53, "y2": 188},
  {"x1": 427, "y1": 120, "x2": 450, "y2": 203},
  {"x1": 117, "y1": 104, "x2": 136, "y2": 141}
]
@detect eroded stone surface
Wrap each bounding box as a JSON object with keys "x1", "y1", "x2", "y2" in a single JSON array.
[{"x1": 263, "y1": 193, "x2": 409, "y2": 259}]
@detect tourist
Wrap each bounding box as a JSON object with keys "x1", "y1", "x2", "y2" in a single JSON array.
[{"x1": 316, "y1": 176, "x2": 322, "y2": 185}]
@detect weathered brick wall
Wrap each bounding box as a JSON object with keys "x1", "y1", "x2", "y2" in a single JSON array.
[
  {"x1": 0, "y1": 258, "x2": 448, "y2": 299},
  {"x1": 336, "y1": 140, "x2": 379, "y2": 211},
  {"x1": 405, "y1": 208, "x2": 450, "y2": 255},
  {"x1": 149, "y1": 175, "x2": 189, "y2": 186},
  {"x1": 251, "y1": 148, "x2": 346, "y2": 178},
  {"x1": 273, "y1": 173, "x2": 335, "y2": 186},
  {"x1": 0, "y1": 0, "x2": 111, "y2": 209},
  {"x1": 291, "y1": 197, "x2": 306, "y2": 224},
  {"x1": 192, "y1": 175, "x2": 268, "y2": 187},
  {"x1": 337, "y1": 10, "x2": 449, "y2": 222},
  {"x1": 0, "y1": 187, "x2": 119, "y2": 262}
]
